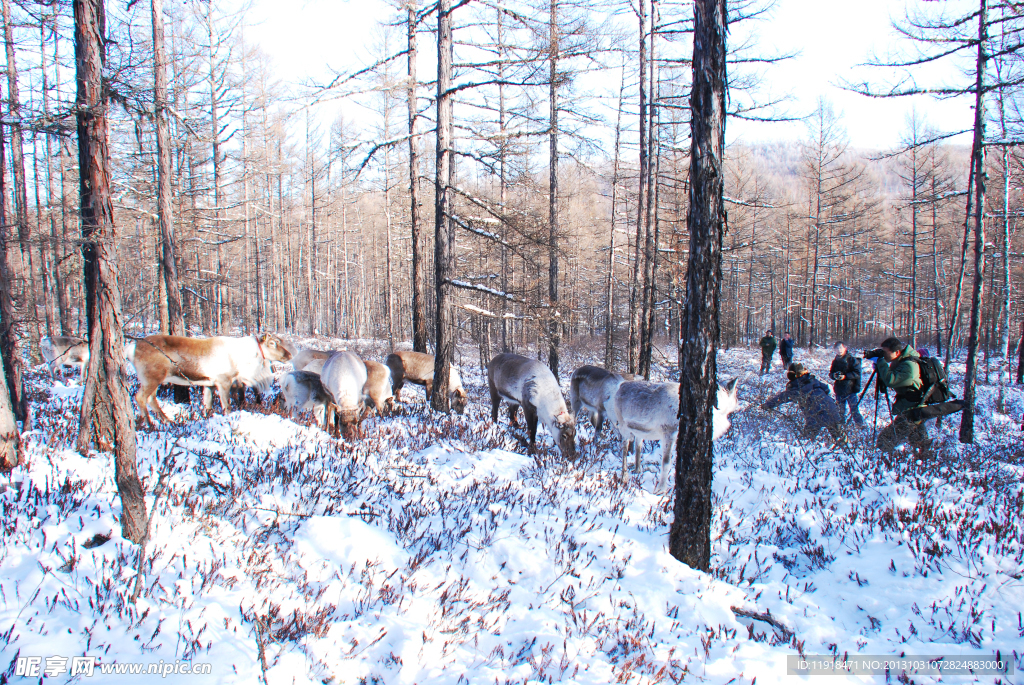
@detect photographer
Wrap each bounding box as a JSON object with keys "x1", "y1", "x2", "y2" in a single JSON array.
[
  {"x1": 829, "y1": 342, "x2": 864, "y2": 426},
  {"x1": 762, "y1": 362, "x2": 844, "y2": 443},
  {"x1": 865, "y1": 337, "x2": 932, "y2": 453}
]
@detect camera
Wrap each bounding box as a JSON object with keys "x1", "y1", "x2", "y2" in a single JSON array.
[{"x1": 863, "y1": 348, "x2": 885, "y2": 360}]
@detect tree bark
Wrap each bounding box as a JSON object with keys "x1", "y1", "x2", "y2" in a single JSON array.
[
  {"x1": 74, "y1": 0, "x2": 147, "y2": 544},
  {"x1": 0, "y1": 83, "x2": 25, "y2": 425},
  {"x1": 605, "y1": 60, "x2": 627, "y2": 370},
  {"x1": 627, "y1": 0, "x2": 648, "y2": 375},
  {"x1": 431, "y1": 0, "x2": 455, "y2": 412},
  {"x1": 408, "y1": 4, "x2": 428, "y2": 353},
  {"x1": 547, "y1": 0, "x2": 561, "y2": 381},
  {"x1": 2, "y1": 0, "x2": 41, "y2": 362},
  {"x1": 959, "y1": 0, "x2": 988, "y2": 445},
  {"x1": 670, "y1": 0, "x2": 726, "y2": 571},
  {"x1": 152, "y1": 0, "x2": 184, "y2": 336}
]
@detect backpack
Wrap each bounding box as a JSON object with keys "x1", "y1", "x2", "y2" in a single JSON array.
[{"x1": 908, "y1": 356, "x2": 952, "y2": 405}]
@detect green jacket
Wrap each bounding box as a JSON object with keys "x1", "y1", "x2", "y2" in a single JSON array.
[
  {"x1": 759, "y1": 335, "x2": 777, "y2": 356},
  {"x1": 876, "y1": 345, "x2": 923, "y2": 414}
]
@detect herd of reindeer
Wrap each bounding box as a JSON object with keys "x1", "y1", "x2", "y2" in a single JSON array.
[{"x1": 40, "y1": 332, "x2": 741, "y2": 492}]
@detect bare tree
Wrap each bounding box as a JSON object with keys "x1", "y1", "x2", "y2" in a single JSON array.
[
  {"x1": 74, "y1": 0, "x2": 147, "y2": 544},
  {"x1": 431, "y1": 0, "x2": 456, "y2": 412},
  {"x1": 670, "y1": 0, "x2": 726, "y2": 571}
]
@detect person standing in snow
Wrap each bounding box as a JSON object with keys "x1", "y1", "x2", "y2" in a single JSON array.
[
  {"x1": 871, "y1": 337, "x2": 932, "y2": 453},
  {"x1": 759, "y1": 329, "x2": 777, "y2": 375},
  {"x1": 829, "y1": 341, "x2": 864, "y2": 426},
  {"x1": 779, "y1": 332, "x2": 795, "y2": 369},
  {"x1": 762, "y1": 362, "x2": 844, "y2": 442}
]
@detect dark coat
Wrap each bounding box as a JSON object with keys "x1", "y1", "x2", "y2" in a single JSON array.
[
  {"x1": 779, "y1": 338, "x2": 795, "y2": 361},
  {"x1": 759, "y1": 335, "x2": 777, "y2": 356},
  {"x1": 763, "y1": 373, "x2": 841, "y2": 430},
  {"x1": 829, "y1": 353, "x2": 862, "y2": 397}
]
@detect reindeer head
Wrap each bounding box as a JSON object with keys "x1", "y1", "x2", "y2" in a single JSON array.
[
  {"x1": 258, "y1": 333, "x2": 293, "y2": 363},
  {"x1": 332, "y1": 405, "x2": 365, "y2": 440},
  {"x1": 451, "y1": 388, "x2": 469, "y2": 415},
  {"x1": 555, "y1": 411, "x2": 577, "y2": 461},
  {"x1": 712, "y1": 378, "x2": 740, "y2": 441}
]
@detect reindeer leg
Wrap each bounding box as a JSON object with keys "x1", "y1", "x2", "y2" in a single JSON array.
[
  {"x1": 591, "y1": 410, "x2": 602, "y2": 433},
  {"x1": 508, "y1": 403, "x2": 520, "y2": 428},
  {"x1": 217, "y1": 383, "x2": 232, "y2": 416},
  {"x1": 135, "y1": 383, "x2": 157, "y2": 429},
  {"x1": 202, "y1": 387, "x2": 214, "y2": 416},
  {"x1": 489, "y1": 381, "x2": 500, "y2": 422},
  {"x1": 657, "y1": 438, "x2": 672, "y2": 493},
  {"x1": 620, "y1": 437, "x2": 630, "y2": 479},
  {"x1": 524, "y1": 405, "x2": 539, "y2": 454},
  {"x1": 634, "y1": 438, "x2": 642, "y2": 473},
  {"x1": 424, "y1": 380, "x2": 433, "y2": 403}
]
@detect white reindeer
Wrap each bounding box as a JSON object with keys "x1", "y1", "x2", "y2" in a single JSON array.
[
  {"x1": 569, "y1": 365, "x2": 626, "y2": 435},
  {"x1": 280, "y1": 370, "x2": 335, "y2": 427},
  {"x1": 41, "y1": 336, "x2": 89, "y2": 379},
  {"x1": 610, "y1": 378, "x2": 739, "y2": 492},
  {"x1": 487, "y1": 353, "x2": 576, "y2": 459}
]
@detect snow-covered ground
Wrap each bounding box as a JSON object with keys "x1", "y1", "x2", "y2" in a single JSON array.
[{"x1": 1, "y1": 343, "x2": 1021, "y2": 684}]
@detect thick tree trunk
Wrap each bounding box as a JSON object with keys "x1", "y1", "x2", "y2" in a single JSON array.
[
  {"x1": 0, "y1": 83, "x2": 25, "y2": 424},
  {"x1": 408, "y1": 5, "x2": 428, "y2": 353},
  {"x1": 547, "y1": 0, "x2": 560, "y2": 381},
  {"x1": 431, "y1": 0, "x2": 455, "y2": 412},
  {"x1": 670, "y1": 0, "x2": 726, "y2": 571},
  {"x1": 960, "y1": 0, "x2": 988, "y2": 444},
  {"x1": 74, "y1": 0, "x2": 147, "y2": 544}
]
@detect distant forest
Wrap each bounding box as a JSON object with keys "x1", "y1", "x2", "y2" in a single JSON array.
[{"x1": 0, "y1": 0, "x2": 1019, "y2": 380}]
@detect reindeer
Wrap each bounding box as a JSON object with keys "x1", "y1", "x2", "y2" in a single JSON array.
[
  {"x1": 280, "y1": 370, "x2": 334, "y2": 427},
  {"x1": 41, "y1": 336, "x2": 89, "y2": 379},
  {"x1": 363, "y1": 360, "x2": 395, "y2": 415},
  {"x1": 385, "y1": 350, "x2": 468, "y2": 414},
  {"x1": 569, "y1": 365, "x2": 625, "y2": 435},
  {"x1": 320, "y1": 351, "x2": 369, "y2": 439},
  {"x1": 291, "y1": 348, "x2": 339, "y2": 375},
  {"x1": 609, "y1": 378, "x2": 739, "y2": 493},
  {"x1": 487, "y1": 353, "x2": 576, "y2": 459},
  {"x1": 126, "y1": 333, "x2": 292, "y2": 428}
]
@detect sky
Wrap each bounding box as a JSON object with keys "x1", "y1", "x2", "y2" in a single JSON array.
[{"x1": 241, "y1": 0, "x2": 976, "y2": 151}]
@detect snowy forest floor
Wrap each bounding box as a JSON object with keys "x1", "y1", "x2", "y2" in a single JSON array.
[{"x1": 1, "y1": 341, "x2": 1022, "y2": 684}]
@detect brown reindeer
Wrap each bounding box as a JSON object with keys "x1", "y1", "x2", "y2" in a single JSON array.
[
  {"x1": 126, "y1": 333, "x2": 292, "y2": 428},
  {"x1": 385, "y1": 350, "x2": 468, "y2": 414},
  {"x1": 363, "y1": 360, "x2": 395, "y2": 415}
]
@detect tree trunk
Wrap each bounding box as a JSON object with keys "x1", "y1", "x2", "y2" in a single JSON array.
[
  {"x1": 408, "y1": 5, "x2": 428, "y2": 353},
  {"x1": 2, "y1": 0, "x2": 41, "y2": 362},
  {"x1": 74, "y1": 0, "x2": 147, "y2": 544},
  {"x1": 431, "y1": 0, "x2": 455, "y2": 412},
  {"x1": 605, "y1": 60, "x2": 626, "y2": 370},
  {"x1": 628, "y1": 0, "x2": 648, "y2": 375},
  {"x1": 547, "y1": 0, "x2": 561, "y2": 381},
  {"x1": 0, "y1": 93, "x2": 24, "y2": 427},
  {"x1": 670, "y1": 0, "x2": 726, "y2": 571},
  {"x1": 959, "y1": 0, "x2": 988, "y2": 444},
  {"x1": 152, "y1": 0, "x2": 184, "y2": 336}
]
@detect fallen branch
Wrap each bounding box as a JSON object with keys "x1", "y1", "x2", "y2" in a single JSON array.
[{"x1": 730, "y1": 606, "x2": 795, "y2": 642}]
